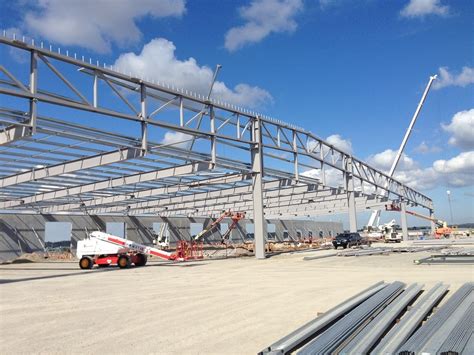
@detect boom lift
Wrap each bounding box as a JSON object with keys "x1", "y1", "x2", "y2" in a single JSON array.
[
  {"x1": 385, "y1": 204, "x2": 452, "y2": 238},
  {"x1": 194, "y1": 210, "x2": 245, "y2": 243},
  {"x1": 76, "y1": 231, "x2": 186, "y2": 269},
  {"x1": 153, "y1": 222, "x2": 169, "y2": 249}
]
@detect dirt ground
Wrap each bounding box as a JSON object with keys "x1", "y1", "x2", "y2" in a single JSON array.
[{"x1": 1, "y1": 243, "x2": 473, "y2": 354}]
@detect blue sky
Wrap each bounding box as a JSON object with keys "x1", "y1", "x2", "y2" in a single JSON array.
[{"x1": 1, "y1": 0, "x2": 473, "y2": 226}]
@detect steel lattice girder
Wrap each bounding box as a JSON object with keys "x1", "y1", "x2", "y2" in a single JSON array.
[{"x1": 0, "y1": 34, "x2": 433, "y2": 220}]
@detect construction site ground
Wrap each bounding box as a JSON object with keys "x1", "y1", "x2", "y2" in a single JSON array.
[{"x1": 0, "y1": 242, "x2": 472, "y2": 354}]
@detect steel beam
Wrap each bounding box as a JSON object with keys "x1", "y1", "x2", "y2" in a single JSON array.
[
  {"x1": 0, "y1": 125, "x2": 32, "y2": 145},
  {"x1": 106, "y1": 186, "x2": 379, "y2": 216},
  {"x1": 0, "y1": 36, "x2": 434, "y2": 216},
  {"x1": 0, "y1": 147, "x2": 144, "y2": 188},
  {"x1": 0, "y1": 161, "x2": 213, "y2": 209},
  {"x1": 121, "y1": 187, "x2": 341, "y2": 215},
  {"x1": 39, "y1": 169, "x2": 244, "y2": 213},
  {"x1": 83, "y1": 180, "x2": 317, "y2": 214}
]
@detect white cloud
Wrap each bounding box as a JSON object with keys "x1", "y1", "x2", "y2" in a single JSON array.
[
  {"x1": 413, "y1": 141, "x2": 442, "y2": 154},
  {"x1": 326, "y1": 134, "x2": 353, "y2": 154},
  {"x1": 306, "y1": 134, "x2": 352, "y2": 155},
  {"x1": 23, "y1": 0, "x2": 186, "y2": 53},
  {"x1": 433, "y1": 151, "x2": 474, "y2": 175},
  {"x1": 441, "y1": 109, "x2": 474, "y2": 150},
  {"x1": 224, "y1": 0, "x2": 303, "y2": 52},
  {"x1": 400, "y1": 0, "x2": 449, "y2": 18},
  {"x1": 367, "y1": 149, "x2": 417, "y2": 172},
  {"x1": 161, "y1": 131, "x2": 192, "y2": 149},
  {"x1": 114, "y1": 38, "x2": 272, "y2": 108},
  {"x1": 366, "y1": 149, "x2": 474, "y2": 190},
  {"x1": 302, "y1": 135, "x2": 351, "y2": 188},
  {"x1": 391, "y1": 167, "x2": 440, "y2": 190},
  {"x1": 366, "y1": 109, "x2": 474, "y2": 190},
  {"x1": 433, "y1": 67, "x2": 474, "y2": 90},
  {"x1": 301, "y1": 167, "x2": 344, "y2": 188}
]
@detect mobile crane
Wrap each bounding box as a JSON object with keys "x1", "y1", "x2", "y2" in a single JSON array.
[
  {"x1": 76, "y1": 231, "x2": 186, "y2": 269},
  {"x1": 194, "y1": 210, "x2": 245, "y2": 243},
  {"x1": 385, "y1": 203, "x2": 452, "y2": 238},
  {"x1": 367, "y1": 75, "x2": 437, "y2": 231}
]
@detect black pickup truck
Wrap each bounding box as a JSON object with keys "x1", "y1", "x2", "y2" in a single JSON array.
[{"x1": 332, "y1": 232, "x2": 362, "y2": 249}]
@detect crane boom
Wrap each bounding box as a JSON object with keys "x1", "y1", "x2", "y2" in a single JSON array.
[
  {"x1": 367, "y1": 75, "x2": 437, "y2": 229},
  {"x1": 194, "y1": 210, "x2": 245, "y2": 241}
]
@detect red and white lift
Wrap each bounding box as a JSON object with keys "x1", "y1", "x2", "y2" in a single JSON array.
[
  {"x1": 194, "y1": 210, "x2": 246, "y2": 242},
  {"x1": 77, "y1": 210, "x2": 245, "y2": 269},
  {"x1": 76, "y1": 231, "x2": 186, "y2": 269}
]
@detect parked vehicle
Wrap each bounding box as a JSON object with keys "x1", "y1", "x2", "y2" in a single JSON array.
[
  {"x1": 76, "y1": 231, "x2": 184, "y2": 269},
  {"x1": 333, "y1": 233, "x2": 362, "y2": 249}
]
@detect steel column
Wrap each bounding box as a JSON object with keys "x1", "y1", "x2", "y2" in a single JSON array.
[
  {"x1": 93, "y1": 71, "x2": 98, "y2": 108},
  {"x1": 430, "y1": 209, "x2": 436, "y2": 235},
  {"x1": 401, "y1": 200, "x2": 408, "y2": 241},
  {"x1": 140, "y1": 83, "x2": 147, "y2": 153},
  {"x1": 210, "y1": 106, "x2": 216, "y2": 165},
  {"x1": 252, "y1": 116, "x2": 266, "y2": 259},
  {"x1": 29, "y1": 50, "x2": 37, "y2": 134},
  {"x1": 346, "y1": 158, "x2": 357, "y2": 232}
]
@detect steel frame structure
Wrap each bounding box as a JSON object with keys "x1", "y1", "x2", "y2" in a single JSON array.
[{"x1": 0, "y1": 34, "x2": 433, "y2": 258}]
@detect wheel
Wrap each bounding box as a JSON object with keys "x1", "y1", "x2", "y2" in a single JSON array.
[
  {"x1": 117, "y1": 255, "x2": 131, "y2": 269},
  {"x1": 79, "y1": 256, "x2": 94, "y2": 270},
  {"x1": 134, "y1": 253, "x2": 148, "y2": 267},
  {"x1": 343, "y1": 244, "x2": 347, "y2": 249}
]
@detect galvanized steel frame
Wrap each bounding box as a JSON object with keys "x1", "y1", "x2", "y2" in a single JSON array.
[{"x1": 0, "y1": 35, "x2": 433, "y2": 231}]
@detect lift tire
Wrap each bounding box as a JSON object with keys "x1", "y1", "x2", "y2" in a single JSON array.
[
  {"x1": 79, "y1": 256, "x2": 94, "y2": 270},
  {"x1": 134, "y1": 253, "x2": 147, "y2": 267},
  {"x1": 117, "y1": 255, "x2": 131, "y2": 269}
]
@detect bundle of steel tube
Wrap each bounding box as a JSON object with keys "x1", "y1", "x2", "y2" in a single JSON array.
[
  {"x1": 398, "y1": 282, "x2": 473, "y2": 354},
  {"x1": 258, "y1": 282, "x2": 387, "y2": 354},
  {"x1": 339, "y1": 283, "x2": 423, "y2": 354},
  {"x1": 437, "y1": 303, "x2": 474, "y2": 354},
  {"x1": 297, "y1": 281, "x2": 405, "y2": 354},
  {"x1": 372, "y1": 282, "x2": 449, "y2": 354},
  {"x1": 414, "y1": 254, "x2": 474, "y2": 264},
  {"x1": 337, "y1": 248, "x2": 389, "y2": 257},
  {"x1": 261, "y1": 282, "x2": 472, "y2": 354}
]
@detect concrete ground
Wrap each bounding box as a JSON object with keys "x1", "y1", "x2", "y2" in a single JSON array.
[{"x1": 1, "y1": 244, "x2": 473, "y2": 354}]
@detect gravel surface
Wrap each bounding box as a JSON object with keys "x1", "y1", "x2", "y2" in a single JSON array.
[{"x1": 0, "y1": 248, "x2": 472, "y2": 354}]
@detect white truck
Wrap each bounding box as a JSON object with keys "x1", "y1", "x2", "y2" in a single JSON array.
[
  {"x1": 76, "y1": 231, "x2": 184, "y2": 269},
  {"x1": 381, "y1": 219, "x2": 402, "y2": 243}
]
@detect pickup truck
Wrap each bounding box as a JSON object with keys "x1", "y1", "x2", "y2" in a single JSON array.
[{"x1": 332, "y1": 233, "x2": 362, "y2": 249}]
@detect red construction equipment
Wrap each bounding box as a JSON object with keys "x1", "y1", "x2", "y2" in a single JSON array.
[
  {"x1": 194, "y1": 210, "x2": 246, "y2": 243},
  {"x1": 385, "y1": 203, "x2": 452, "y2": 238}
]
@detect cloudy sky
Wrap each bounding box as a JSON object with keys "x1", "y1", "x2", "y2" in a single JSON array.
[{"x1": 1, "y1": 0, "x2": 472, "y2": 226}]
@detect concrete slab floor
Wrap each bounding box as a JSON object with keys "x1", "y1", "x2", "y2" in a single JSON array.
[{"x1": 0, "y1": 249, "x2": 473, "y2": 354}]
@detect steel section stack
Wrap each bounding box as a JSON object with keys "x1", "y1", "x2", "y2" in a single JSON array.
[{"x1": 297, "y1": 281, "x2": 405, "y2": 354}]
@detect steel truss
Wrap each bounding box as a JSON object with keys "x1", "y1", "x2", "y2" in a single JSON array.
[{"x1": 0, "y1": 34, "x2": 433, "y2": 257}]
